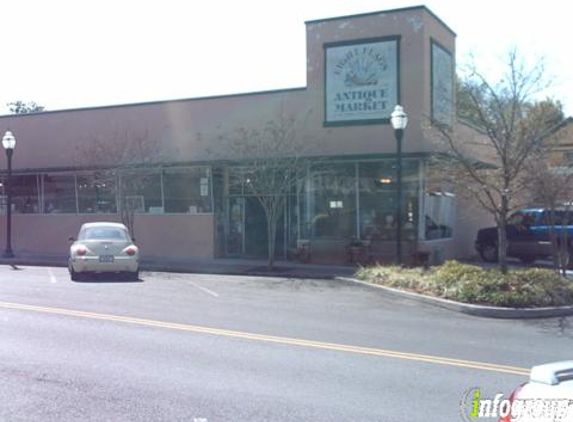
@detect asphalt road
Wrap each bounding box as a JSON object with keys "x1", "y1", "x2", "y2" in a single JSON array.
[{"x1": 0, "y1": 265, "x2": 571, "y2": 422}]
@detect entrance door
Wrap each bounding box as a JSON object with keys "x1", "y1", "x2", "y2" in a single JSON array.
[
  {"x1": 227, "y1": 196, "x2": 286, "y2": 258},
  {"x1": 227, "y1": 197, "x2": 245, "y2": 255}
]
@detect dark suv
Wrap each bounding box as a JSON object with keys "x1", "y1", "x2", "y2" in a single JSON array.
[{"x1": 475, "y1": 208, "x2": 573, "y2": 265}]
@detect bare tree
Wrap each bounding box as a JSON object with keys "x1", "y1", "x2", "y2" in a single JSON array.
[
  {"x1": 204, "y1": 110, "x2": 313, "y2": 270},
  {"x1": 526, "y1": 120, "x2": 573, "y2": 274},
  {"x1": 429, "y1": 48, "x2": 558, "y2": 273},
  {"x1": 74, "y1": 126, "x2": 164, "y2": 237}
]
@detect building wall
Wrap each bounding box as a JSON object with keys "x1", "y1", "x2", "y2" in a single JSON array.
[
  {"x1": 0, "y1": 7, "x2": 457, "y2": 172},
  {"x1": 0, "y1": 214, "x2": 214, "y2": 260},
  {"x1": 304, "y1": 7, "x2": 456, "y2": 156},
  {"x1": 547, "y1": 119, "x2": 573, "y2": 166},
  {"x1": 0, "y1": 90, "x2": 308, "y2": 171},
  {"x1": 0, "y1": 6, "x2": 482, "y2": 264}
]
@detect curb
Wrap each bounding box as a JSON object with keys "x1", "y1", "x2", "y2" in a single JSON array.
[
  {"x1": 0, "y1": 259, "x2": 67, "y2": 269},
  {"x1": 0, "y1": 258, "x2": 344, "y2": 280},
  {"x1": 142, "y1": 263, "x2": 338, "y2": 280},
  {"x1": 337, "y1": 277, "x2": 573, "y2": 319}
]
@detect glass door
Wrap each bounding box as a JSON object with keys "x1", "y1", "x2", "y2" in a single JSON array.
[
  {"x1": 227, "y1": 197, "x2": 245, "y2": 255},
  {"x1": 226, "y1": 196, "x2": 287, "y2": 258}
]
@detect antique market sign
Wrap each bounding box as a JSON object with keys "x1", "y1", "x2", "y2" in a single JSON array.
[{"x1": 325, "y1": 38, "x2": 398, "y2": 124}]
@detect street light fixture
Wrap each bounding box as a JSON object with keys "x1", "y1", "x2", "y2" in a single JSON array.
[
  {"x1": 390, "y1": 105, "x2": 408, "y2": 265},
  {"x1": 2, "y1": 130, "x2": 16, "y2": 258}
]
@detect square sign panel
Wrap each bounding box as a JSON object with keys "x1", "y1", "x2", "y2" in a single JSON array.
[{"x1": 325, "y1": 37, "x2": 399, "y2": 125}]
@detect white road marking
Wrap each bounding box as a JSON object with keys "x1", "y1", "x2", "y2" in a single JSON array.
[
  {"x1": 48, "y1": 269, "x2": 57, "y2": 284},
  {"x1": 188, "y1": 281, "x2": 219, "y2": 297}
]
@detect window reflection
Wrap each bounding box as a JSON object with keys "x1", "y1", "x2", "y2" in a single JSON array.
[
  {"x1": 163, "y1": 168, "x2": 212, "y2": 213},
  {"x1": 11, "y1": 175, "x2": 40, "y2": 214},
  {"x1": 42, "y1": 174, "x2": 77, "y2": 213},
  {"x1": 120, "y1": 171, "x2": 162, "y2": 213},
  {"x1": 358, "y1": 161, "x2": 419, "y2": 241},
  {"x1": 424, "y1": 190, "x2": 455, "y2": 239},
  {"x1": 77, "y1": 172, "x2": 118, "y2": 214},
  {"x1": 306, "y1": 163, "x2": 357, "y2": 239}
]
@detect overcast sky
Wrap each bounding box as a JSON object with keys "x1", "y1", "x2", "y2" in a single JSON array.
[{"x1": 2, "y1": 0, "x2": 571, "y2": 115}]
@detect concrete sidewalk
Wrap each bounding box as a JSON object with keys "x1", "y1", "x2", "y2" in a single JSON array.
[{"x1": 0, "y1": 252, "x2": 358, "y2": 280}]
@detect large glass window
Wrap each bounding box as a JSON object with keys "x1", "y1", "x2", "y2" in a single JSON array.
[
  {"x1": 424, "y1": 166, "x2": 455, "y2": 239},
  {"x1": 163, "y1": 168, "x2": 212, "y2": 213},
  {"x1": 11, "y1": 175, "x2": 40, "y2": 214},
  {"x1": 358, "y1": 160, "x2": 419, "y2": 241},
  {"x1": 424, "y1": 190, "x2": 455, "y2": 239},
  {"x1": 77, "y1": 172, "x2": 118, "y2": 214},
  {"x1": 42, "y1": 174, "x2": 77, "y2": 213},
  {"x1": 358, "y1": 161, "x2": 395, "y2": 240},
  {"x1": 120, "y1": 171, "x2": 163, "y2": 213},
  {"x1": 305, "y1": 163, "x2": 357, "y2": 239},
  {"x1": 228, "y1": 168, "x2": 245, "y2": 196}
]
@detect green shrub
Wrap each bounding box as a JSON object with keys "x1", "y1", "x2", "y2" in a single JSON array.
[{"x1": 355, "y1": 260, "x2": 573, "y2": 308}]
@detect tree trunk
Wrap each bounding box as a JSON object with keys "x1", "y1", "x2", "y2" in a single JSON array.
[
  {"x1": 121, "y1": 202, "x2": 135, "y2": 239},
  {"x1": 498, "y1": 194, "x2": 509, "y2": 274},
  {"x1": 267, "y1": 215, "x2": 276, "y2": 270}
]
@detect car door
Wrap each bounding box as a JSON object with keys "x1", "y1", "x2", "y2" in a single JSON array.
[
  {"x1": 506, "y1": 211, "x2": 538, "y2": 257},
  {"x1": 528, "y1": 210, "x2": 557, "y2": 256}
]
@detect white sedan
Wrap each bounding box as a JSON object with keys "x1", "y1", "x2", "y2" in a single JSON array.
[
  {"x1": 68, "y1": 222, "x2": 140, "y2": 281},
  {"x1": 499, "y1": 361, "x2": 573, "y2": 422}
]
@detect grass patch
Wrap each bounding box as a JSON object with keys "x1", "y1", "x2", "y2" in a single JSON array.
[{"x1": 355, "y1": 260, "x2": 573, "y2": 308}]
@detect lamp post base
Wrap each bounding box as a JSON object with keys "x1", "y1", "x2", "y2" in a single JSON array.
[{"x1": 2, "y1": 250, "x2": 14, "y2": 259}]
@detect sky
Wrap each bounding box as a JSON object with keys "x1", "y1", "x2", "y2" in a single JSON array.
[{"x1": 1, "y1": 0, "x2": 571, "y2": 115}]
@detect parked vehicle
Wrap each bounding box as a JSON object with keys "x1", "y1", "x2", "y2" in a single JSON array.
[
  {"x1": 68, "y1": 222, "x2": 139, "y2": 281},
  {"x1": 499, "y1": 361, "x2": 573, "y2": 422},
  {"x1": 475, "y1": 208, "x2": 573, "y2": 266}
]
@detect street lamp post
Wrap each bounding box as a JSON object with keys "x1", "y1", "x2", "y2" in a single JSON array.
[
  {"x1": 390, "y1": 105, "x2": 408, "y2": 265},
  {"x1": 2, "y1": 130, "x2": 16, "y2": 258}
]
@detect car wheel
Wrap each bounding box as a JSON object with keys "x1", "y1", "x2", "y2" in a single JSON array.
[
  {"x1": 129, "y1": 270, "x2": 139, "y2": 281},
  {"x1": 479, "y1": 242, "x2": 498, "y2": 263},
  {"x1": 70, "y1": 268, "x2": 82, "y2": 282},
  {"x1": 519, "y1": 255, "x2": 536, "y2": 264}
]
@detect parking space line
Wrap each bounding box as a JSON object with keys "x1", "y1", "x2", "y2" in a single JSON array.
[
  {"x1": 0, "y1": 300, "x2": 529, "y2": 376},
  {"x1": 187, "y1": 281, "x2": 219, "y2": 297},
  {"x1": 48, "y1": 269, "x2": 57, "y2": 284}
]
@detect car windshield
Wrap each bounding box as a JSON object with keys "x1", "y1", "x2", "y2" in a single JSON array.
[{"x1": 80, "y1": 227, "x2": 128, "y2": 241}]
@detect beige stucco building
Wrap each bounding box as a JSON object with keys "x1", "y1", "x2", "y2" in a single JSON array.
[{"x1": 0, "y1": 6, "x2": 489, "y2": 264}]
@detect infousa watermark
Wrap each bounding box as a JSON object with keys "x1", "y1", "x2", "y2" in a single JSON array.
[{"x1": 460, "y1": 387, "x2": 573, "y2": 421}]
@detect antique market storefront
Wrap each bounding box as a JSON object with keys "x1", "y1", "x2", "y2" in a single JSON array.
[
  {"x1": 0, "y1": 6, "x2": 484, "y2": 264},
  {"x1": 218, "y1": 157, "x2": 455, "y2": 264}
]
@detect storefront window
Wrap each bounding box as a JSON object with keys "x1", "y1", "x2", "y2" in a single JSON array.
[
  {"x1": 228, "y1": 168, "x2": 245, "y2": 196},
  {"x1": 358, "y1": 161, "x2": 395, "y2": 240},
  {"x1": 358, "y1": 160, "x2": 419, "y2": 241},
  {"x1": 77, "y1": 172, "x2": 118, "y2": 214},
  {"x1": 42, "y1": 174, "x2": 77, "y2": 213},
  {"x1": 305, "y1": 163, "x2": 357, "y2": 239},
  {"x1": 120, "y1": 171, "x2": 163, "y2": 213},
  {"x1": 163, "y1": 167, "x2": 212, "y2": 213},
  {"x1": 11, "y1": 175, "x2": 40, "y2": 214},
  {"x1": 424, "y1": 165, "x2": 455, "y2": 240},
  {"x1": 424, "y1": 190, "x2": 455, "y2": 239}
]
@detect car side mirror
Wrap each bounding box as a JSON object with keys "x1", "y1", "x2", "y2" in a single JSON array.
[{"x1": 68, "y1": 236, "x2": 75, "y2": 242}]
